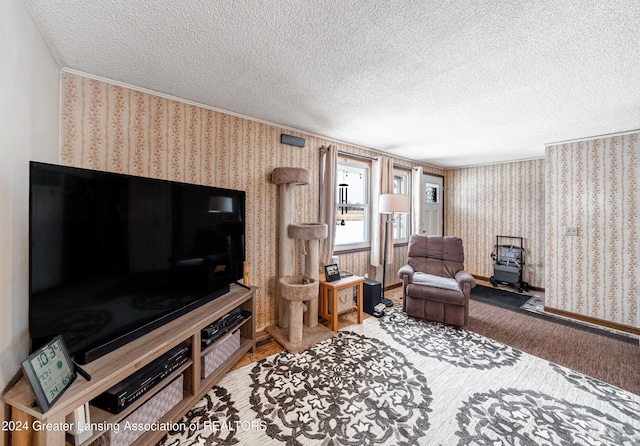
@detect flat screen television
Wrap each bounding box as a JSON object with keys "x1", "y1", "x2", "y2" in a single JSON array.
[{"x1": 29, "y1": 162, "x2": 245, "y2": 364}]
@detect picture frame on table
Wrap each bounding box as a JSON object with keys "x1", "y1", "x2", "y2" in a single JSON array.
[{"x1": 324, "y1": 263, "x2": 341, "y2": 282}]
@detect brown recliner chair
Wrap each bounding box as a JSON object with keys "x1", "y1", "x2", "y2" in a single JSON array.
[{"x1": 398, "y1": 235, "x2": 476, "y2": 327}]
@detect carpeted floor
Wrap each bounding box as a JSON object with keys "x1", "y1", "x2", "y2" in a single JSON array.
[
  {"x1": 471, "y1": 285, "x2": 636, "y2": 344},
  {"x1": 159, "y1": 309, "x2": 640, "y2": 445},
  {"x1": 467, "y1": 285, "x2": 640, "y2": 396}
]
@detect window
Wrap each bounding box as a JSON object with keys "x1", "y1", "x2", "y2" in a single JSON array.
[
  {"x1": 335, "y1": 158, "x2": 370, "y2": 248},
  {"x1": 425, "y1": 182, "x2": 439, "y2": 203},
  {"x1": 393, "y1": 169, "x2": 410, "y2": 243}
]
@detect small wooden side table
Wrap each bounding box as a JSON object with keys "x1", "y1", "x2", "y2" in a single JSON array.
[{"x1": 318, "y1": 274, "x2": 364, "y2": 333}]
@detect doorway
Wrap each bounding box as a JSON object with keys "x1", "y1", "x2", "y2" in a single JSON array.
[{"x1": 422, "y1": 174, "x2": 443, "y2": 236}]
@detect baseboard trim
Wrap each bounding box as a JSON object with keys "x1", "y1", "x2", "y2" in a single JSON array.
[
  {"x1": 544, "y1": 307, "x2": 640, "y2": 336},
  {"x1": 472, "y1": 274, "x2": 545, "y2": 292},
  {"x1": 385, "y1": 282, "x2": 403, "y2": 292},
  {"x1": 387, "y1": 277, "x2": 545, "y2": 293},
  {"x1": 256, "y1": 331, "x2": 274, "y2": 348}
]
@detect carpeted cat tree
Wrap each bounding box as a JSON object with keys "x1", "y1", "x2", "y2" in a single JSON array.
[{"x1": 265, "y1": 167, "x2": 334, "y2": 353}]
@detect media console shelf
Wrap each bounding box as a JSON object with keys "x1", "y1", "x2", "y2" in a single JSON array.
[{"x1": 4, "y1": 284, "x2": 256, "y2": 446}]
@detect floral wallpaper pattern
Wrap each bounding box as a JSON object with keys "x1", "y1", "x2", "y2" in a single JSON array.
[
  {"x1": 59, "y1": 73, "x2": 639, "y2": 330},
  {"x1": 546, "y1": 133, "x2": 638, "y2": 328},
  {"x1": 444, "y1": 160, "x2": 546, "y2": 289},
  {"x1": 60, "y1": 72, "x2": 442, "y2": 329}
]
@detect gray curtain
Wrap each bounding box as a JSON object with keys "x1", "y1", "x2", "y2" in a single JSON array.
[
  {"x1": 371, "y1": 156, "x2": 394, "y2": 280},
  {"x1": 319, "y1": 145, "x2": 337, "y2": 272},
  {"x1": 411, "y1": 166, "x2": 423, "y2": 235},
  {"x1": 381, "y1": 157, "x2": 395, "y2": 264}
]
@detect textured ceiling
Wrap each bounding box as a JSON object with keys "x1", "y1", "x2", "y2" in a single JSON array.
[{"x1": 25, "y1": 0, "x2": 640, "y2": 167}]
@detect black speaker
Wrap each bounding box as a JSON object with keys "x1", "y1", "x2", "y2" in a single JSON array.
[
  {"x1": 363, "y1": 279, "x2": 381, "y2": 315},
  {"x1": 280, "y1": 133, "x2": 305, "y2": 147}
]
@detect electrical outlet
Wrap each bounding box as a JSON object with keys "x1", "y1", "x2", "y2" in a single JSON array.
[{"x1": 564, "y1": 227, "x2": 578, "y2": 236}]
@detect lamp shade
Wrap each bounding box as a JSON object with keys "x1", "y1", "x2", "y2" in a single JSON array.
[{"x1": 379, "y1": 193, "x2": 410, "y2": 214}]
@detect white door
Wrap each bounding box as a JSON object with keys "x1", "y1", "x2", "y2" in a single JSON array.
[{"x1": 422, "y1": 174, "x2": 443, "y2": 236}]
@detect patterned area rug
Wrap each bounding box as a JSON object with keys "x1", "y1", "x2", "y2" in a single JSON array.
[{"x1": 160, "y1": 310, "x2": 640, "y2": 445}]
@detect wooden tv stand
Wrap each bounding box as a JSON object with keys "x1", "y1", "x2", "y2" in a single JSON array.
[{"x1": 4, "y1": 284, "x2": 256, "y2": 446}]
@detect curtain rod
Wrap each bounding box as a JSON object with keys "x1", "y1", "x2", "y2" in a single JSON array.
[
  {"x1": 326, "y1": 148, "x2": 423, "y2": 170},
  {"x1": 337, "y1": 152, "x2": 419, "y2": 169},
  {"x1": 393, "y1": 163, "x2": 416, "y2": 171},
  {"x1": 337, "y1": 150, "x2": 378, "y2": 162}
]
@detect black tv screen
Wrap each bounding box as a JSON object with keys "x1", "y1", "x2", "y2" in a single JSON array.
[{"x1": 29, "y1": 162, "x2": 245, "y2": 363}]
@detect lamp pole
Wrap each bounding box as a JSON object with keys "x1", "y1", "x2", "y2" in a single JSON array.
[
  {"x1": 378, "y1": 193, "x2": 410, "y2": 308},
  {"x1": 381, "y1": 215, "x2": 394, "y2": 307}
]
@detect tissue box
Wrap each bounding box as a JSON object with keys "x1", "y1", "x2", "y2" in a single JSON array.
[{"x1": 201, "y1": 330, "x2": 240, "y2": 378}]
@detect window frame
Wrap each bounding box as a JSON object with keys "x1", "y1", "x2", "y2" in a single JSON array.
[
  {"x1": 334, "y1": 156, "x2": 371, "y2": 251},
  {"x1": 392, "y1": 168, "x2": 411, "y2": 244}
]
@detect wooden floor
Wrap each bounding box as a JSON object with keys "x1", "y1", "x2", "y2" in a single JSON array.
[{"x1": 233, "y1": 288, "x2": 403, "y2": 370}]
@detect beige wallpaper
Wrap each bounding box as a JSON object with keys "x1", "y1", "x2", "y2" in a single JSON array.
[
  {"x1": 60, "y1": 72, "x2": 441, "y2": 330},
  {"x1": 545, "y1": 133, "x2": 639, "y2": 328},
  {"x1": 444, "y1": 160, "x2": 546, "y2": 289}
]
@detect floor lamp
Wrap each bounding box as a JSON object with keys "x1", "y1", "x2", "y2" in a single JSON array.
[{"x1": 379, "y1": 193, "x2": 410, "y2": 307}]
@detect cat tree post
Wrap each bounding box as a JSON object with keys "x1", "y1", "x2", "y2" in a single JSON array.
[
  {"x1": 289, "y1": 223, "x2": 328, "y2": 328},
  {"x1": 276, "y1": 182, "x2": 296, "y2": 328},
  {"x1": 271, "y1": 167, "x2": 311, "y2": 329},
  {"x1": 268, "y1": 167, "x2": 333, "y2": 353}
]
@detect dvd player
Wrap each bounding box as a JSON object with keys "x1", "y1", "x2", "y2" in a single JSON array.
[
  {"x1": 201, "y1": 308, "x2": 251, "y2": 349},
  {"x1": 202, "y1": 308, "x2": 242, "y2": 338},
  {"x1": 91, "y1": 343, "x2": 190, "y2": 414}
]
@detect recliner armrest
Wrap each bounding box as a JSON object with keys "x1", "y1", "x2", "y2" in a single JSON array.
[
  {"x1": 398, "y1": 264, "x2": 415, "y2": 282},
  {"x1": 455, "y1": 271, "x2": 476, "y2": 289}
]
